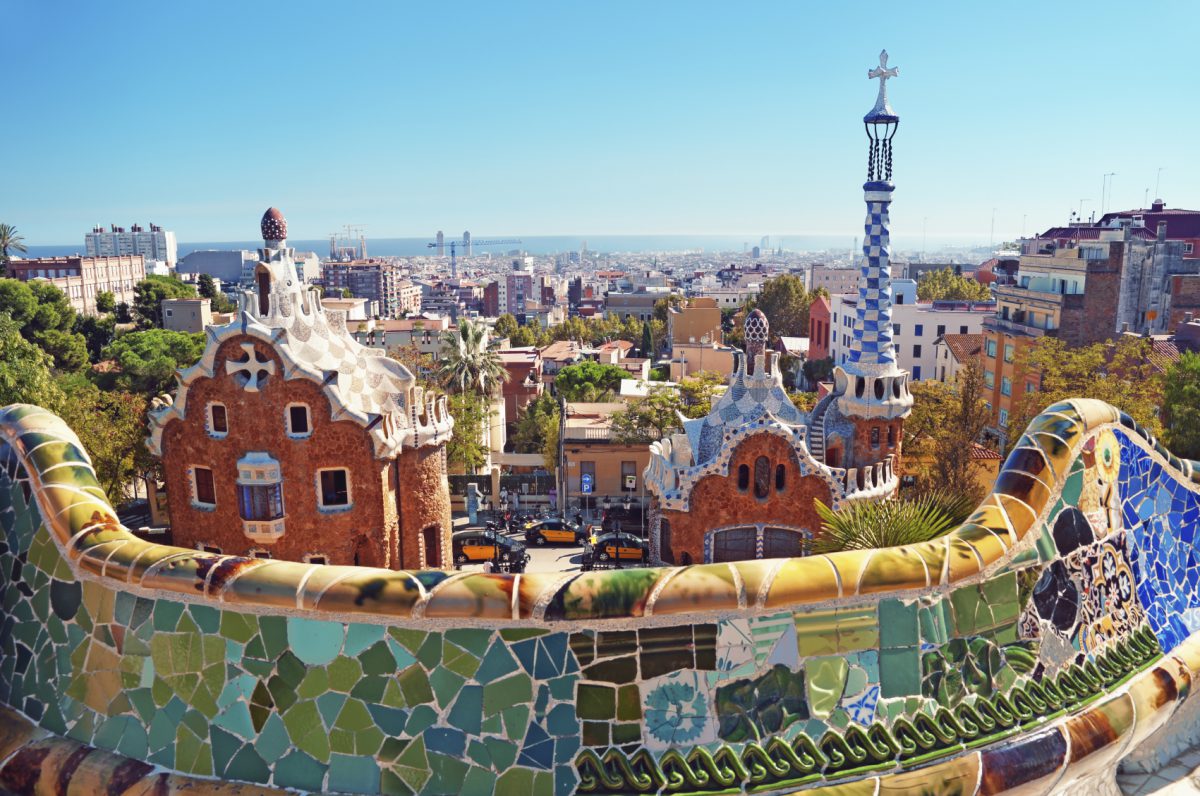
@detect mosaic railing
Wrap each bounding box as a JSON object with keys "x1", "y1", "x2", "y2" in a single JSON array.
[{"x1": 3, "y1": 398, "x2": 1200, "y2": 795}]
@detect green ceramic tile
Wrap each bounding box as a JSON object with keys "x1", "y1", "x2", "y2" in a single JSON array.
[
  {"x1": 430, "y1": 667, "x2": 467, "y2": 709},
  {"x1": 416, "y1": 633, "x2": 442, "y2": 669},
  {"x1": 392, "y1": 736, "x2": 430, "y2": 792},
  {"x1": 344, "y1": 623, "x2": 386, "y2": 657},
  {"x1": 582, "y1": 721, "x2": 608, "y2": 746},
  {"x1": 274, "y1": 750, "x2": 328, "y2": 792},
  {"x1": 616, "y1": 684, "x2": 641, "y2": 721},
  {"x1": 879, "y1": 599, "x2": 919, "y2": 648},
  {"x1": 496, "y1": 768, "x2": 535, "y2": 795},
  {"x1": 446, "y1": 628, "x2": 493, "y2": 657},
  {"x1": 483, "y1": 672, "x2": 532, "y2": 716},
  {"x1": 879, "y1": 646, "x2": 921, "y2": 698},
  {"x1": 397, "y1": 665, "x2": 434, "y2": 706},
  {"x1": 360, "y1": 641, "x2": 397, "y2": 676},
  {"x1": 576, "y1": 683, "x2": 615, "y2": 720},
  {"x1": 837, "y1": 606, "x2": 880, "y2": 652},
  {"x1": 475, "y1": 642, "x2": 519, "y2": 684},
  {"x1": 500, "y1": 628, "x2": 549, "y2": 642},
  {"x1": 502, "y1": 705, "x2": 530, "y2": 740},
  {"x1": 484, "y1": 735, "x2": 518, "y2": 770},
  {"x1": 388, "y1": 628, "x2": 427, "y2": 656},
  {"x1": 288, "y1": 617, "x2": 344, "y2": 665},
  {"x1": 442, "y1": 642, "x2": 481, "y2": 679},
  {"x1": 806, "y1": 656, "x2": 849, "y2": 718},
  {"x1": 612, "y1": 723, "x2": 641, "y2": 744}
]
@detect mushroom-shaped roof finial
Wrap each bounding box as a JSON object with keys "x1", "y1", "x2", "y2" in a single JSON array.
[
  {"x1": 744, "y1": 308, "x2": 769, "y2": 369},
  {"x1": 261, "y1": 207, "x2": 287, "y2": 242}
]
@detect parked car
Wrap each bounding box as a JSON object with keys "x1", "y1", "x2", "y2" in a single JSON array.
[
  {"x1": 581, "y1": 532, "x2": 647, "y2": 569},
  {"x1": 452, "y1": 529, "x2": 529, "y2": 567},
  {"x1": 524, "y1": 517, "x2": 586, "y2": 546}
]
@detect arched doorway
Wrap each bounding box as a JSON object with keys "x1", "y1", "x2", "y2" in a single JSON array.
[
  {"x1": 422, "y1": 525, "x2": 441, "y2": 568},
  {"x1": 256, "y1": 266, "x2": 271, "y2": 316}
]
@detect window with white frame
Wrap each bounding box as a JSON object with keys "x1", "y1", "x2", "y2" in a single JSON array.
[
  {"x1": 196, "y1": 542, "x2": 222, "y2": 554},
  {"x1": 303, "y1": 553, "x2": 329, "y2": 565},
  {"x1": 208, "y1": 403, "x2": 228, "y2": 436},
  {"x1": 318, "y1": 468, "x2": 351, "y2": 509},
  {"x1": 286, "y1": 403, "x2": 312, "y2": 438},
  {"x1": 999, "y1": 408, "x2": 1009, "y2": 427},
  {"x1": 191, "y1": 466, "x2": 216, "y2": 508},
  {"x1": 247, "y1": 548, "x2": 272, "y2": 559}
]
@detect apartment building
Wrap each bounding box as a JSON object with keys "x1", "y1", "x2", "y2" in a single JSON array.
[
  {"x1": 808, "y1": 266, "x2": 859, "y2": 296},
  {"x1": 5, "y1": 254, "x2": 145, "y2": 316},
  {"x1": 85, "y1": 223, "x2": 177, "y2": 267},
  {"x1": 560, "y1": 402, "x2": 652, "y2": 517},
  {"x1": 321, "y1": 260, "x2": 412, "y2": 317},
  {"x1": 667, "y1": 298, "x2": 722, "y2": 349}
]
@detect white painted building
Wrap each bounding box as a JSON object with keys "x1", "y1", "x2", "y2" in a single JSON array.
[
  {"x1": 695, "y1": 285, "x2": 760, "y2": 309},
  {"x1": 828, "y1": 279, "x2": 995, "y2": 381},
  {"x1": 86, "y1": 223, "x2": 177, "y2": 267}
]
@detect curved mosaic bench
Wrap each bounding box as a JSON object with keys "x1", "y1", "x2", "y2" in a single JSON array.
[{"x1": 3, "y1": 398, "x2": 1200, "y2": 794}]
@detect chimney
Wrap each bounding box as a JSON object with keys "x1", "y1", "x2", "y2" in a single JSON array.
[
  {"x1": 1152, "y1": 199, "x2": 1166, "y2": 212},
  {"x1": 1157, "y1": 222, "x2": 1168, "y2": 243}
]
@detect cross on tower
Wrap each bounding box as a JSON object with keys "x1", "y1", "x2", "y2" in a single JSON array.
[
  {"x1": 226, "y1": 342, "x2": 276, "y2": 392},
  {"x1": 868, "y1": 50, "x2": 899, "y2": 111}
]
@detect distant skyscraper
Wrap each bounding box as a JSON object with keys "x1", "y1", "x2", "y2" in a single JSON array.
[
  {"x1": 463, "y1": 231, "x2": 472, "y2": 257},
  {"x1": 436, "y1": 230, "x2": 445, "y2": 257},
  {"x1": 85, "y1": 223, "x2": 177, "y2": 267},
  {"x1": 761, "y1": 235, "x2": 770, "y2": 250}
]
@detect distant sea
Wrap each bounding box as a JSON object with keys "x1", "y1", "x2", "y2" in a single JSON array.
[{"x1": 23, "y1": 233, "x2": 985, "y2": 260}]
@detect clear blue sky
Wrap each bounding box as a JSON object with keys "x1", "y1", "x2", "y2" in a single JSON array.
[{"x1": 5, "y1": 0, "x2": 1197, "y2": 245}]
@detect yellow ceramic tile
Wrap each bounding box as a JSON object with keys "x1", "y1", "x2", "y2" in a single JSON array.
[
  {"x1": 215, "y1": 560, "x2": 303, "y2": 608},
  {"x1": 877, "y1": 750, "x2": 980, "y2": 795},
  {"x1": 423, "y1": 573, "x2": 515, "y2": 620},
  {"x1": 964, "y1": 502, "x2": 1015, "y2": 546},
  {"x1": 137, "y1": 551, "x2": 209, "y2": 594},
  {"x1": 784, "y1": 775, "x2": 880, "y2": 796},
  {"x1": 994, "y1": 493, "x2": 1038, "y2": 543},
  {"x1": 943, "y1": 536, "x2": 985, "y2": 584},
  {"x1": 907, "y1": 538, "x2": 950, "y2": 587},
  {"x1": 309, "y1": 569, "x2": 423, "y2": 617},
  {"x1": 0, "y1": 706, "x2": 49, "y2": 765},
  {"x1": 649, "y1": 563, "x2": 740, "y2": 615},
  {"x1": 824, "y1": 549, "x2": 874, "y2": 598},
  {"x1": 856, "y1": 546, "x2": 931, "y2": 595},
  {"x1": 1124, "y1": 662, "x2": 1189, "y2": 752},
  {"x1": 729, "y1": 558, "x2": 780, "y2": 608},
  {"x1": 516, "y1": 572, "x2": 569, "y2": 619},
  {"x1": 764, "y1": 556, "x2": 841, "y2": 608}
]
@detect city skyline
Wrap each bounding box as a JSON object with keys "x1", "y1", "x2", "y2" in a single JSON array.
[{"x1": 4, "y1": 0, "x2": 1197, "y2": 244}]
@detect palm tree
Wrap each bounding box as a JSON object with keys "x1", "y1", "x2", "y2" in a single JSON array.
[
  {"x1": 811, "y1": 490, "x2": 977, "y2": 554},
  {"x1": 0, "y1": 223, "x2": 27, "y2": 275},
  {"x1": 439, "y1": 318, "x2": 509, "y2": 395}
]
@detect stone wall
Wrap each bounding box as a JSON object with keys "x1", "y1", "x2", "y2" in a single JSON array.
[{"x1": 396, "y1": 445, "x2": 453, "y2": 570}]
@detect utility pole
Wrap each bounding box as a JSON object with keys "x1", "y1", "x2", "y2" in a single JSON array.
[
  {"x1": 1155, "y1": 167, "x2": 1166, "y2": 200},
  {"x1": 989, "y1": 208, "x2": 996, "y2": 249}
]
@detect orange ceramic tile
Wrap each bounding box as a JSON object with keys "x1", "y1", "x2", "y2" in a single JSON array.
[
  {"x1": 763, "y1": 556, "x2": 841, "y2": 607},
  {"x1": 648, "y1": 563, "x2": 741, "y2": 615},
  {"x1": 1124, "y1": 662, "x2": 1189, "y2": 751},
  {"x1": 1058, "y1": 692, "x2": 1135, "y2": 789},
  {"x1": 423, "y1": 573, "x2": 515, "y2": 620},
  {"x1": 0, "y1": 707, "x2": 48, "y2": 768},
  {"x1": 993, "y1": 493, "x2": 1038, "y2": 543}
]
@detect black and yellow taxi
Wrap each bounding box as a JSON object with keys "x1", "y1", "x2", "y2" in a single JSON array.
[
  {"x1": 580, "y1": 532, "x2": 647, "y2": 569},
  {"x1": 452, "y1": 529, "x2": 528, "y2": 566},
  {"x1": 524, "y1": 517, "x2": 586, "y2": 546}
]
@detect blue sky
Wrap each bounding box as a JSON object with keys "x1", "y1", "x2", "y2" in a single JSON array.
[{"x1": 4, "y1": 1, "x2": 1197, "y2": 245}]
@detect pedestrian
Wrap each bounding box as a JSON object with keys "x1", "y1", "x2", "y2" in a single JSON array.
[{"x1": 482, "y1": 559, "x2": 494, "y2": 574}]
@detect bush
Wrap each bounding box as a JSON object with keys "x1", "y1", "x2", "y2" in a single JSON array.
[{"x1": 811, "y1": 490, "x2": 977, "y2": 554}]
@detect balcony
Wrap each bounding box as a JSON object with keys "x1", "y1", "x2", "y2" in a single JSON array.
[
  {"x1": 243, "y1": 517, "x2": 286, "y2": 544},
  {"x1": 983, "y1": 315, "x2": 1058, "y2": 339}
]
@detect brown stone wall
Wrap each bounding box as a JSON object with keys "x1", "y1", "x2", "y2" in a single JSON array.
[
  {"x1": 1168, "y1": 274, "x2": 1200, "y2": 332},
  {"x1": 1061, "y1": 243, "x2": 1122, "y2": 348},
  {"x1": 658, "y1": 432, "x2": 832, "y2": 564},
  {"x1": 847, "y1": 418, "x2": 903, "y2": 473},
  {"x1": 396, "y1": 445, "x2": 454, "y2": 570},
  {"x1": 160, "y1": 335, "x2": 395, "y2": 567}
]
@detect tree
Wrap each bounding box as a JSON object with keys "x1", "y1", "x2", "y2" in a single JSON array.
[
  {"x1": 812, "y1": 490, "x2": 976, "y2": 553},
  {"x1": 100, "y1": 328, "x2": 206, "y2": 396},
  {"x1": 916, "y1": 268, "x2": 992, "y2": 302},
  {"x1": 510, "y1": 392, "x2": 560, "y2": 470},
  {"x1": 554, "y1": 361, "x2": 628, "y2": 402},
  {"x1": 0, "y1": 223, "x2": 27, "y2": 276},
  {"x1": 677, "y1": 370, "x2": 725, "y2": 418},
  {"x1": 439, "y1": 318, "x2": 509, "y2": 395},
  {"x1": 803, "y1": 357, "x2": 835, "y2": 386},
  {"x1": 445, "y1": 392, "x2": 490, "y2": 473},
  {"x1": 752, "y1": 274, "x2": 812, "y2": 338},
  {"x1": 610, "y1": 386, "x2": 685, "y2": 444},
  {"x1": 95, "y1": 291, "x2": 116, "y2": 314},
  {"x1": 510, "y1": 325, "x2": 539, "y2": 348},
  {"x1": 0, "y1": 313, "x2": 65, "y2": 409},
  {"x1": 133, "y1": 275, "x2": 197, "y2": 328},
  {"x1": 1008, "y1": 336, "x2": 1163, "y2": 443},
  {"x1": 115, "y1": 302, "x2": 133, "y2": 324},
  {"x1": 640, "y1": 321, "x2": 654, "y2": 359},
  {"x1": 341, "y1": 288, "x2": 353, "y2": 298},
  {"x1": 0, "y1": 278, "x2": 88, "y2": 372},
  {"x1": 652, "y1": 294, "x2": 684, "y2": 322},
  {"x1": 494, "y1": 313, "x2": 519, "y2": 340},
  {"x1": 197, "y1": 274, "x2": 218, "y2": 300},
  {"x1": 1161, "y1": 351, "x2": 1200, "y2": 460},
  {"x1": 56, "y1": 374, "x2": 150, "y2": 501},
  {"x1": 75, "y1": 313, "x2": 116, "y2": 361},
  {"x1": 904, "y1": 361, "x2": 994, "y2": 501}
]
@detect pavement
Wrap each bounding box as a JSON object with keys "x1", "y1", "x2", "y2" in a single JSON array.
[{"x1": 1119, "y1": 750, "x2": 1200, "y2": 795}]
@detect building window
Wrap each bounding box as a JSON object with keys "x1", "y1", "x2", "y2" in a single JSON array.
[
  {"x1": 207, "y1": 403, "x2": 228, "y2": 436},
  {"x1": 936, "y1": 324, "x2": 946, "y2": 336},
  {"x1": 984, "y1": 370, "x2": 995, "y2": 388},
  {"x1": 914, "y1": 324, "x2": 923, "y2": 337},
  {"x1": 736, "y1": 464, "x2": 750, "y2": 491},
  {"x1": 197, "y1": 543, "x2": 222, "y2": 554},
  {"x1": 287, "y1": 403, "x2": 311, "y2": 437},
  {"x1": 304, "y1": 553, "x2": 329, "y2": 565},
  {"x1": 887, "y1": 425, "x2": 896, "y2": 447},
  {"x1": 986, "y1": 339, "x2": 997, "y2": 357},
  {"x1": 711, "y1": 527, "x2": 758, "y2": 562},
  {"x1": 870, "y1": 427, "x2": 880, "y2": 449},
  {"x1": 247, "y1": 548, "x2": 272, "y2": 559},
  {"x1": 754, "y1": 456, "x2": 771, "y2": 499},
  {"x1": 318, "y1": 468, "x2": 351, "y2": 509},
  {"x1": 960, "y1": 326, "x2": 968, "y2": 334},
  {"x1": 913, "y1": 344, "x2": 922, "y2": 357},
  {"x1": 893, "y1": 323, "x2": 901, "y2": 336},
  {"x1": 775, "y1": 464, "x2": 786, "y2": 492},
  {"x1": 239, "y1": 482, "x2": 284, "y2": 522},
  {"x1": 1185, "y1": 243, "x2": 1194, "y2": 255},
  {"x1": 999, "y1": 408, "x2": 1009, "y2": 427},
  {"x1": 913, "y1": 365, "x2": 922, "y2": 380},
  {"x1": 422, "y1": 525, "x2": 441, "y2": 568},
  {"x1": 1004, "y1": 344, "x2": 1014, "y2": 363},
  {"x1": 192, "y1": 466, "x2": 216, "y2": 508},
  {"x1": 621, "y1": 461, "x2": 637, "y2": 492},
  {"x1": 761, "y1": 527, "x2": 809, "y2": 559},
  {"x1": 1001, "y1": 377, "x2": 1012, "y2": 396},
  {"x1": 1026, "y1": 381, "x2": 1037, "y2": 394}
]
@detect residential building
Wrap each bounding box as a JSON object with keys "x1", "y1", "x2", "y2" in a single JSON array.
[
  {"x1": 482, "y1": 281, "x2": 501, "y2": 317},
  {"x1": 161, "y1": 298, "x2": 212, "y2": 333},
  {"x1": 506, "y1": 264, "x2": 534, "y2": 315},
  {"x1": 666, "y1": 342, "x2": 737, "y2": 380},
  {"x1": 667, "y1": 298, "x2": 722, "y2": 349},
  {"x1": 497, "y1": 347, "x2": 544, "y2": 423},
  {"x1": 353, "y1": 315, "x2": 453, "y2": 361},
  {"x1": 1099, "y1": 199, "x2": 1200, "y2": 261},
  {"x1": 808, "y1": 294, "x2": 832, "y2": 360},
  {"x1": 5, "y1": 254, "x2": 145, "y2": 316},
  {"x1": 560, "y1": 402, "x2": 652, "y2": 520},
  {"x1": 148, "y1": 208, "x2": 454, "y2": 570},
  {"x1": 807, "y1": 266, "x2": 859, "y2": 296},
  {"x1": 321, "y1": 260, "x2": 410, "y2": 317},
  {"x1": 828, "y1": 280, "x2": 994, "y2": 381},
  {"x1": 319, "y1": 297, "x2": 371, "y2": 321},
  {"x1": 178, "y1": 250, "x2": 259, "y2": 284},
  {"x1": 86, "y1": 223, "x2": 177, "y2": 267},
  {"x1": 696, "y1": 286, "x2": 759, "y2": 309},
  {"x1": 606, "y1": 289, "x2": 669, "y2": 323},
  {"x1": 539, "y1": 340, "x2": 585, "y2": 378},
  {"x1": 932, "y1": 333, "x2": 984, "y2": 383}
]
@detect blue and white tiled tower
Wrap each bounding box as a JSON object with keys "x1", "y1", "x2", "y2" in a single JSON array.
[{"x1": 832, "y1": 51, "x2": 912, "y2": 464}]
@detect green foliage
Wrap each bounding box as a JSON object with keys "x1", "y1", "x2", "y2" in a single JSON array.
[
  {"x1": 446, "y1": 391, "x2": 490, "y2": 473},
  {"x1": 509, "y1": 325, "x2": 540, "y2": 347},
  {"x1": 916, "y1": 268, "x2": 992, "y2": 302},
  {"x1": 905, "y1": 360, "x2": 994, "y2": 501},
  {"x1": 676, "y1": 370, "x2": 725, "y2": 418},
  {"x1": 0, "y1": 313, "x2": 65, "y2": 408},
  {"x1": 115, "y1": 302, "x2": 133, "y2": 323},
  {"x1": 648, "y1": 366, "x2": 668, "y2": 382},
  {"x1": 787, "y1": 390, "x2": 817, "y2": 413},
  {"x1": 0, "y1": 223, "x2": 27, "y2": 275},
  {"x1": 494, "y1": 313, "x2": 519, "y2": 340},
  {"x1": 439, "y1": 318, "x2": 509, "y2": 395},
  {"x1": 555, "y1": 361, "x2": 627, "y2": 402},
  {"x1": 197, "y1": 273, "x2": 217, "y2": 299},
  {"x1": 75, "y1": 313, "x2": 116, "y2": 361},
  {"x1": 510, "y1": 392, "x2": 560, "y2": 470},
  {"x1": 652, "y1": 294, "x2": 683, "y2": 322},
  {"x1": 56, "y1": 374, "x2": 151, "y2": 500},
  {"x1": 341, "y1": 287, "x2": 353, "y2": 298},
  {"x1": 640, "y1": 321, "x2": 654, "y2": 359},
  {"x1": 812, "y1": 490, "x2": 977, "y2": 553},
  {"x1": 95, "y1": 291, "x2": 116, "y2": 314},
  {"x1": 0, "y1": 278, "x2": 88, "y2": 372},
  {"x1": 100, "y1": 328, "x2": 206, "y2": 396},
  {"x1": 1162, "y1": 350, "x2": 1200, "y2": 460},
  {"x1": 803, "y1": 356, "x2": 834, "y2": 385},
  {"x1": 133, "y1": 275, "x2": 197, "y2": 328},
  {"x1": 608, "y1": 372, "x2": 723, "y2": 444},
  {"x1": 750, "y1": 274, "x2": 814, "y2": 338}
]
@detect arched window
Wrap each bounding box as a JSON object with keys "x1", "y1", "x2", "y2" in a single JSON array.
[
  {"x1": 737, "y1": 464, "x2": 750, "y2": 491},
  {"x1": 422, "y1": 525, "x2": 441, "y2": 568},
  {"x1": 775, "y1": 464, "x2": 786, "y2": 491},
  {"x1": 870, "y1": 427, "x2": 881, "y2": 449},
  {"x1": 887, "y1": 425, "x2": 896, "y2": 447},
  {"x1": 754, "y1": 456, "x2": 771, "y2": 499},
  {"x1": 256, "y1": 267, "x2": 271, "y2": 316}
]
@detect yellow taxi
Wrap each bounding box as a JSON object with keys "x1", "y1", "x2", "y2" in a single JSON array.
[
  {"x1": 452, "y1": 530, "x2": 528, "y2": 566},
  {"x1": 524, "y1": 518, "x2": 586, "y2": 546},
  {"x1": 581, "y1": 532, "x2": 647, "y2": 569}
]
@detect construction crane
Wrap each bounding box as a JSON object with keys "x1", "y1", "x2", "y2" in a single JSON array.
[{"x1": 427, "y1": 238, "x2": 522, "y2": 278}]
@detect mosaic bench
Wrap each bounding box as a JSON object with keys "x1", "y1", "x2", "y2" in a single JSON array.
[{"x1": 2, "y1": 398, "x2": 1200, "y2": 795}]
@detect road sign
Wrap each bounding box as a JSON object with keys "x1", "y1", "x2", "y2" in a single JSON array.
[{"x1": 581, "y1": 473, "x2": 593, "y2": 494}]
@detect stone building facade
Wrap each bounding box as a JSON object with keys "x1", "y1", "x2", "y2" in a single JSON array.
[{"x1": 148, "y1": 208, "x2": 455, "y2": 570}]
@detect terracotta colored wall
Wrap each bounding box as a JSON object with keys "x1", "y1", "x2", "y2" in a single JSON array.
[
  {"x1": 160, "y1": 335, "x2": 396, "y2": 567},
  {"x1": 847, "y1": 418, "x2": 903, "y2": 473},
  {"x1": 659, "y1": 432, "x2": 832, "y2": 564},
  {"x1": 396, "y1": 444, "x2": 453, "y2": 570}
]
